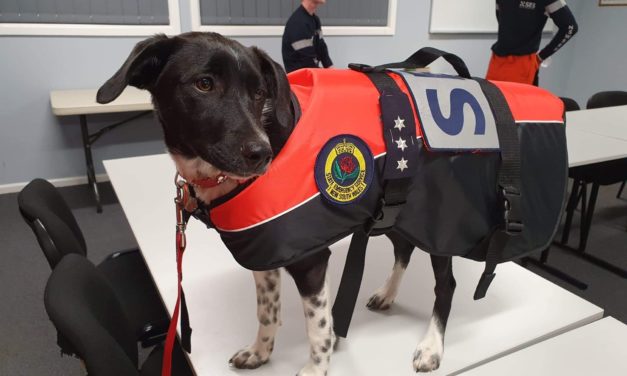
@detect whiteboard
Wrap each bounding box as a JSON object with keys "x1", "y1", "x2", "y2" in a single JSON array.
[{"x1": 429, "y1": 0, "x2": 553, "y2": 34}]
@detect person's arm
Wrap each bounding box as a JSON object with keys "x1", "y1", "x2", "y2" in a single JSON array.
[
  {"x1": 283, "y1": 17, "x2": 320, "y2": 72},
  {"x1": 538, "y1": 0, "x2": 578, "y2": 61},
  {"x1": 316, "y1": 31, "x2": 333, "y2": 68},
  {"x1": 313, "y1": 15, "x2": 333, "y2": 68},
  {"x1": 495, "y1": 0, "x2": 501, "y2": 23}
]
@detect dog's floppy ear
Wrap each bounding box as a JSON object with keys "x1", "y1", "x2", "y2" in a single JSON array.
[
  {"x1": 250, "y1": 46, "x2": 294, "y2": 154},
  {"x1": 250, "y1": 47, "x2": 290, "y2": 103},
  {"x1": 97, "y1": 34, "x2": 177, "y2": 104}
]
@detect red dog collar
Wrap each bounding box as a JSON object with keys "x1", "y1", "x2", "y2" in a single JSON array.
[{"x1": 191, "y1": 174, "x2": 228, "y2": 189}]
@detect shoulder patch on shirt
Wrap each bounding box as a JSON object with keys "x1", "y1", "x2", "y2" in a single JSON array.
[{"x1": 315, "y1": 135, "x2": 374, "y2": 205}]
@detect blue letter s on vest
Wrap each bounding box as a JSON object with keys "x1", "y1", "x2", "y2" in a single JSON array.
[{"x1": 426, "y1": 88, "x2": 486, "y2": 135}]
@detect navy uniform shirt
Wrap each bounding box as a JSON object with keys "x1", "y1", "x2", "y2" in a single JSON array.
[
  {"x1": 493, "y1": 0, "x2": 578, "y2": 60},
  {"x1": 282, "y1": 5, "x2": 333, "y2": 73}
]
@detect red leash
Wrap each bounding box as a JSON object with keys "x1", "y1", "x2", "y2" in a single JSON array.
[{"x1": 162, "y1": 175, "x2": 195, "y2": 376}]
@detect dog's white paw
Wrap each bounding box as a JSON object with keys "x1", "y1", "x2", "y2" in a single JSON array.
[
  {"x1": 296, "y1": 362, "x2": 327, "y2": 376},
  {"x1": 228, "y1": 343, "x2": 272, "y2": 369},
  {"x1": 412, "y1": 345, "x2": 443, "y2": 373},
  {"x1": 366, "y1": 288, "x2": 396, "y2": 311},
  {"x1": 367, "y1": 264, "x2": 405, "y2": 311}
]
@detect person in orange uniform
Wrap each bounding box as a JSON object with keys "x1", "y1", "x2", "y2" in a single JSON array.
[{"x1": 486, "y1": 0, "x2": 578, "y2": 85}]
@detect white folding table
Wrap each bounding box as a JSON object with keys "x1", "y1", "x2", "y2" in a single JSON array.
[
  {"x1": 566, "y1": 105, "x2": 627, "y2": 141},
  {"x1": 50, "y1": 87, "x2": 153, "y2": 212},
  {"x1": 104, "y1": 154, "x2": 603, "y2": 376},
  {"x1": 458, "y1": 317, "x2": 627, "y2": 376}
]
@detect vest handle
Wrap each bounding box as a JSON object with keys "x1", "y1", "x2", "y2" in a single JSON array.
[{"x1": 379, "y1": 47, "x2": 472, "y2": 79}]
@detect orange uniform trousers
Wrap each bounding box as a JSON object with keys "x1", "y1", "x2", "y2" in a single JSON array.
[{"x1": 486, "y1": 53, "x2": 540, "y2": 86}]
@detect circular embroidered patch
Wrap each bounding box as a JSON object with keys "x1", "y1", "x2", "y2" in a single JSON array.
[{"x1": 314, "y1": 135, "x2": 374, "y2": 205}]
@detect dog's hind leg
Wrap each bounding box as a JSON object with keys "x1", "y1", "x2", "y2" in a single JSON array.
[
  {"x1": 367, "y1": 231, "x2": 414, "y2": 310},
  {"x1": 229, "y1": 269, "x2": 281, "y2": 369},
  {"x1": 413, "y1": 255, "x2": 456, "y2": 372},
  {"x1": 286, "y1": 248, "x2": 335, "y2": 376}
]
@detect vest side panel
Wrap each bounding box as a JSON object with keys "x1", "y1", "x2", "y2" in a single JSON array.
[
  {"x1": 490, "y1": 80, "x2": 564, "y2": 122},
  {"x1": 218, "y1": 158, "x2": 387, "y2": 270},
  {"x1": 394, "y1": 143, "x2": 501, "y2": 256},
  {"x1": 496, "y1": 121, "x2": 568, "y2": 261}
]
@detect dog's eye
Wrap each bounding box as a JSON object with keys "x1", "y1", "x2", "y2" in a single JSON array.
[
  {"x1": 254, "y1": 89, "x2": 266, "y2": 101},
  {"x1": 195, "y1": 78, "x2": 214, "y2": 92}
]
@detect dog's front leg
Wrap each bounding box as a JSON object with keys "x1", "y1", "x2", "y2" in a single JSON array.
[
  {"x1": 367, "y1": 231, "x2": 414, "y2": 310},
  {"x1": 286, "y1": 249, "x2": 335, "y2": 376},
  {"x1": 229, "y1": 269, "x2": 281, "y2": 369},
  {"x1": 413, "y1": 255, "x2": 456, "y2": 372}
]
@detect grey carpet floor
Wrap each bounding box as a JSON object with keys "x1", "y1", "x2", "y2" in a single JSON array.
[{"x1": 0, "y1": 181, "x2": 625, "y2": 375}]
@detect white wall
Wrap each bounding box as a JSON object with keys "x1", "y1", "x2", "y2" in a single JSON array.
[
  {"x1": 0, "y1": 0, "x2": 569, "y2": 187},
  {"x1": 553, "y1": 0, "x2": 627, "y2": 107}
]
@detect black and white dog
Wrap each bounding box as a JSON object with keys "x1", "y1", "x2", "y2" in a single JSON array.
[{"x1": 98, "y1": 32, "x2": 456, "y2": 375}]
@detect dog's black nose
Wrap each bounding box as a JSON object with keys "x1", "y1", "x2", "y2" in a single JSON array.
[{"x1": 241, "y1": 141, "x2": 272, "y2": 171}]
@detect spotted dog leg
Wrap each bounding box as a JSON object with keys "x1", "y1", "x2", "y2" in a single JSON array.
[
  {"x1": 413, "y1": 255, "x2": 456, "y2": 372},
  {"x1": 286, "y1": 249, "x2": 335, "y2": 376},
  {"x1": 367, "y1": 231, "x2": 414, "y2": 311},
  {"x1": 229, "y1": 269, "x2": 281, "y2": 369}
]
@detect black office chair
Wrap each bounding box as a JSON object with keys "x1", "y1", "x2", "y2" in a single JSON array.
[
  {"x1": 558, "y1": 92, "x2": 627, "y2": 277},
  {"x1": 560, "y1": 96, "x2": 581, "y2": 112},
  {"x1": 17, "y1": 178, "x2": 168, "y2": 345},
  {"x1": 44, "y1": 254, "x2": 192, "y2": 376}
]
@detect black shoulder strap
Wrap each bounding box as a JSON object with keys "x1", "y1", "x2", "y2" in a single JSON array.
[
  {"x1": 472, "y1": 78, "x2": 524, "y2": 300},
  {"x1": 332, "y1": 69, "x2": 418, "y2": 338}
]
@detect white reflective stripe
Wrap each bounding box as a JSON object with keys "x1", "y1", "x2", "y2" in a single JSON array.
[
  {"x1": 546, "y1": 0, "x2": 566, "y2": 14},
  {"x1": 215, "y1": 192, "x2": 321, "y2": 232},
  {"x1": 291, "y1": 38, "x2": 313, "y2": 51},
  {"x1": 515, "y1": 120, "x2": 564, "y2": 124}
]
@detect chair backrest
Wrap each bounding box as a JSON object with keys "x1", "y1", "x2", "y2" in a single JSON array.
[
  {"x1": 586, "y1": 91, "x2": 627, "y2": 109},
  {"x1": 559, "y1": 97, "x2": 580, "y2": 112},
  {"x1": 44, "y1": 254, "x2": 139, "y2": 376},
  {"x1": 17, "y1": 179, "x2": 87, "y2": 268}
]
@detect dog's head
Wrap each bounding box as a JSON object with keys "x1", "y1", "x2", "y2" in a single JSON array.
[{"x1": 97, "y1": 32, "x2": 293, "y2": 186}]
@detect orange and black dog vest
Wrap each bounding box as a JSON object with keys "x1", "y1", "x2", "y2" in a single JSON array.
[{"x1": 203, "y1": 68, "x2": 566, "y2": 270}]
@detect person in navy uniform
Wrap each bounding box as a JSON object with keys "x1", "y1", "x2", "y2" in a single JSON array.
[
  {"x1": 282, "y1": 0, "x2": 333, "y2": 73},
  {"x1": 486, "y1": 0, "x2": 578, "y2": 85}
]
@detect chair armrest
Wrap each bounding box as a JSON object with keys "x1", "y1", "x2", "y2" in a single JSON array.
[
  {"x1": 139, "y1": 319, "x2": 170, "y2": 348},
  {"x1": 104, "y1": 248, "x2": 141, "y2": 261}
]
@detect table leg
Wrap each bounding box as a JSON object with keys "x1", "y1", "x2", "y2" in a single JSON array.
[
  {"x1": 79, "y1": 115, "x2": 102, "y2": 213},
  {"x1": 578, "y1": 183, "x2": 599, "y2": 252}
]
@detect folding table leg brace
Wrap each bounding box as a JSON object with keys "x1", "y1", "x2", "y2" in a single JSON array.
[{"x1": 77, "y1": 111, "x2": 151, "y2": 212}]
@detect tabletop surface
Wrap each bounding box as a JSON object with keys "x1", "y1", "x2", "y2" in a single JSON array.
[
  {"x1": 458, "y1": 316, "x2": 627, "y2": 376},
  {"x1": 566, "y1": 105, "x2": 627, "y2": 142},
  {"x1": 50, "y1": 86, "x2": 152, "y2": 116},
  {"x1": 104, "y1": 154, "x2": 603, "y2": 376},
  {"x1": 566, "y1": 127, "x2": 627, "y2": 167}
]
